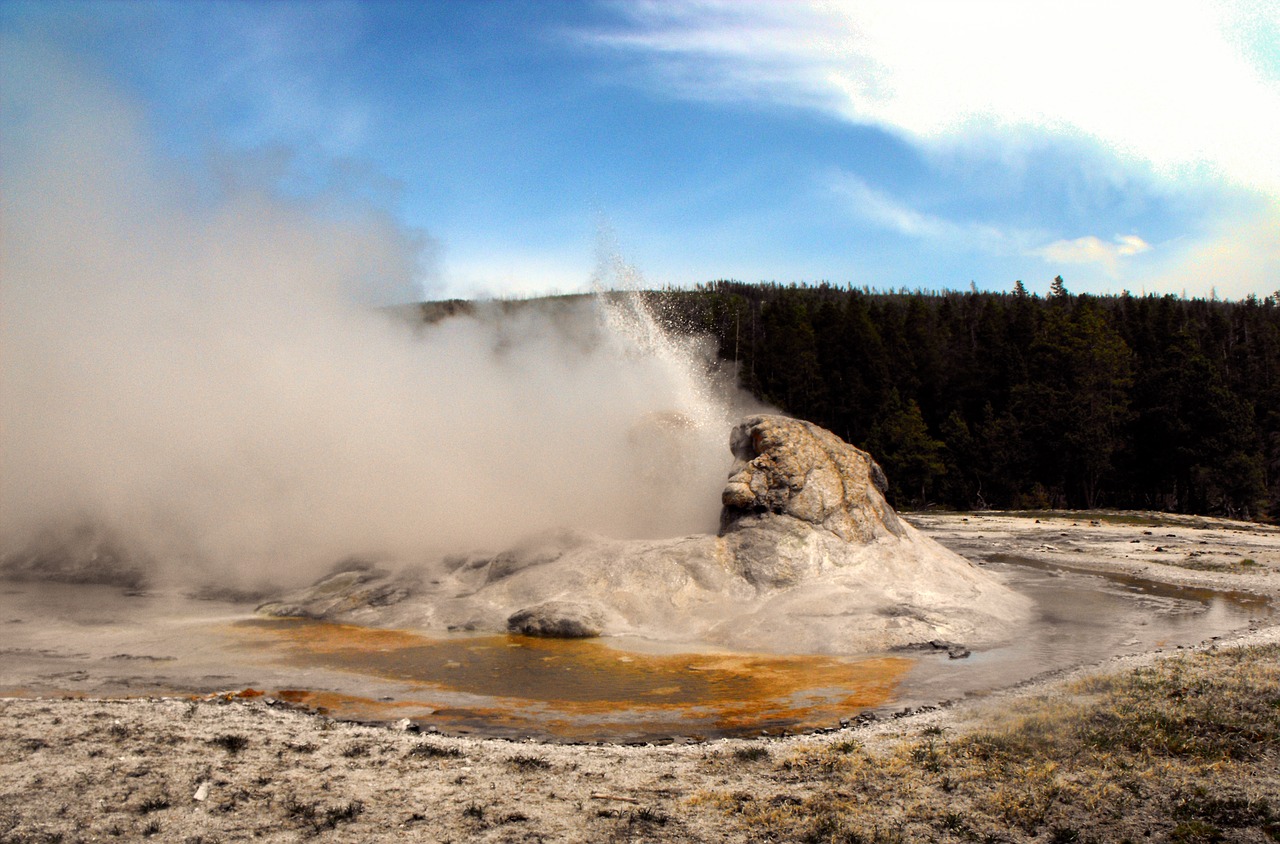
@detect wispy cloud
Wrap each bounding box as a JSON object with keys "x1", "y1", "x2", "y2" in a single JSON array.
[
  {"x1": 150, "y1": 1, "x2": 374, "y2": 158},
  {"x1": 585, "y1": 0, "x2": 1280, "y2": 196},
  {"x1": 828, "y1": 173, "x2": 953, "y2": 240},
  {"x1": 827, "y1": 170, "x2": 1030, "y2": 255},
  {"x1": 582, "y1": 0, "x2": 1278, "y2": 294},
  {"x1": 831, "y1": 170, "x2": 1162, "y2": 280}
]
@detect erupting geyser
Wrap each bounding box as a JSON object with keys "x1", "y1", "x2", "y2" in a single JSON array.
[
  {"x1": 260, "y1": 414, "x2": 1032, "y2": 655},
  {"x1": 0, "y1": 44, "x2": 750, "y2": 591},
  {"x1": 1, "y1": 46, "x2": 1028, "y2": 654}
]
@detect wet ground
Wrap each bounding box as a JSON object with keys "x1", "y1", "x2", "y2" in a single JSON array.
[
  {"x1": 0, "y1": 515, "x2": 1273, "y2": 741},
  {"x1": 891, "y1": 554, "x2": 1269, "y2": 709}
]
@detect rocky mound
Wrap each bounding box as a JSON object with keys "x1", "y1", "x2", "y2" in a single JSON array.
[
  {"x1": 721, "y1": 415, "x2": 902, "y2": 543},
  {"x1": 258, "y1": 415, "x2": 1032, "y2": 654}
]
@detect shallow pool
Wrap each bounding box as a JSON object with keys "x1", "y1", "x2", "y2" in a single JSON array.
[{"x1": 0, "y1": 557, "x2": 1268, "y2": 741}]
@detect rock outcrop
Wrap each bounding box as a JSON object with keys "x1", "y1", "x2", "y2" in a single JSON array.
[
  {"x1": 257, "y1": 561, "x2": 410, "y2": 620},
  {"x1": 721, "y1": 415, "x2": 902, "y2": 543},
  {"x1": 259, "y1": 415, "x2": 1032, "y2": 654}
]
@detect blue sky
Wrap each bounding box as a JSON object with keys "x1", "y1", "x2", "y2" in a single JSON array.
[{"x1": 3, "y1": 0, "x2": 1278, "y2": 299}]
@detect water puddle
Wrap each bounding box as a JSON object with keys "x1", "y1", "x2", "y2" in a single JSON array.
[
  {"x1": 890, "y1": 555, "x2": 1271, "y2": 708},
  {"x1": 0, "y1": 557, "x2": 1270, "y2": 741}
]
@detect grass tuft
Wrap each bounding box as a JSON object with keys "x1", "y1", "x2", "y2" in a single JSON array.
[
  {"x1": 282, "y1": 795, "x2": 364, "y2": 835},
  {"x1": 506, "y1": 753, "x2": 551, "y2": 771},
  {"x1": 135, "y1": 794, "x2": 170, "y2": 814},
  {"x1": 631, "y1": 806, "x2": 669, "y2": 826},
  {"x1": 208, "y1": 733, "x2": 249, "y2": 754},
  {"x1": 732, "y1": 745, "x2": 771, "y2": 762},
  {"x1": 406, "y1": 741, "x2": 462, "y2": 759}
]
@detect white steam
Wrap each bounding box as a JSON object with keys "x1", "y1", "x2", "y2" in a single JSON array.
[{"x1": 0, "y1": 41, "x2": 746, "y2": 586}]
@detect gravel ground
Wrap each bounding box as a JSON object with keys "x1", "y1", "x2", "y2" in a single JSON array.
[{"x1": 2, "y1": 511, "x2": 1277, "y2": 843}]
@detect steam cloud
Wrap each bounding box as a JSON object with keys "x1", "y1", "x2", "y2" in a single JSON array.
[{"x1": 0, "y1": 40, "x2": 748, "y2": 588}]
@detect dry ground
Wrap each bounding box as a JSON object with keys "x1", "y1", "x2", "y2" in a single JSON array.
[{"x1": 2, "y1": 512, "x2": 1278, "y2": 843}]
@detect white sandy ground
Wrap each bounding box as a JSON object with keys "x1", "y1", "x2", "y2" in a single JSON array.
[{"x1": 2, "y1": 512, "x2": 1278, "y2": 843}]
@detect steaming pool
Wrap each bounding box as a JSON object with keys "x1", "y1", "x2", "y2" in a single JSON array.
[{"x1": 0, "y1": 558, "x2": 1269, "y2": 743}]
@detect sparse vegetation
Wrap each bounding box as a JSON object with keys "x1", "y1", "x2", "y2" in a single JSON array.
[
  {"x1": 1164, "y1": 555, "x2": 1272, "y2": 574},
  {"x1": 631, "y1": 806, "x2": 669, "y2": 826},
  {"x1": 724, "y1": 643, "x2": 1280, "y2": 842},
  {"x1": 406, "y1": 741, "x2": 462, "y2": 759},
  {"x1": 135, "y1": 793, "x2": 170, "y2": 814},
  {"x1": 208, "y1": 733, "x2": 248, "y2": 754},
  {"x1": 732, "y1": 745, "x2": 771, "y2": 762},
  {"x1": 505, "y1": 753, "x2": 551, "y2": 771},
  {"x1": 282, "y1": 794, "x2": 364, "y2": 835}
]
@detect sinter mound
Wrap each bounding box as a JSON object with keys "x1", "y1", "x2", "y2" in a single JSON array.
[{"x1": 259, "y1": 415, "x2": 1032, "y2": 654}]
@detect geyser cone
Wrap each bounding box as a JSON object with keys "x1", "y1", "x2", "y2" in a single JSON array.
[{"x1": 261, "y1": 414, "x2": 1032, "y2": 655}]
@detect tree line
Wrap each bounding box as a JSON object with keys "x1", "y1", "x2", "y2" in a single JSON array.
[{"x1": 647, "y1": 280, "x2": 1280, "y2": 520}]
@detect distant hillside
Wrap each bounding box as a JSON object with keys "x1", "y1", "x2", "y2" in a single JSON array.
[{"x1": 416, "y1": 282, "x2": 1280, "y2": 521}]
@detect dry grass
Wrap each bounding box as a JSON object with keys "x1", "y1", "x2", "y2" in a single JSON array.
[{"x1": 720, "y1": 644, "x2": 1280, "y2": 843}]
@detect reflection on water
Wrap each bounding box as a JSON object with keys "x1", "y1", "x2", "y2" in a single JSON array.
[{"x1": 0, "y1": 556, "x2": 1270, "y2": 741}]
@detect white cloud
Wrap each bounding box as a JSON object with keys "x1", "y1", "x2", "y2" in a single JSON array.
[
  {"x1": 586, "y1": 0, "x2": 1280, "y2": 196},
  {"x1": 1035, "y1": 234, "x2": 1152, "y2": 276},
  {"x1": 165, "y1": 2, "x2": 373, "y2": 157}
]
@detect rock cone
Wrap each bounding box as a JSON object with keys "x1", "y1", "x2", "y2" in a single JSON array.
[
  {"x1": 721, "y1": 414, "x2": 902, "y2": 543},
  {"x1": 259, "y1": 415, "x2": 1032, "y2": 654}
]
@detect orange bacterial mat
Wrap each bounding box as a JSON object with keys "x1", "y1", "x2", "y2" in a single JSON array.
[{"x1": 228, "y1": 618, "x2": 912, "y2": 741}]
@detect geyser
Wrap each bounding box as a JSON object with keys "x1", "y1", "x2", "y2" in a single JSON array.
[
  {"x1": 0, "y1": 40, "x2": 750, "y2": 589},
  {"x1": 2, "y1": 38, "x2": 1026, "y2": 658},
  {"x1": 261, "y1": 415, "x2": 1033, "y2": 655}
]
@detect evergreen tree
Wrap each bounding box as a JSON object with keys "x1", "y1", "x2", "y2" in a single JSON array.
[
  {"x1": 639, "y1": 282, "x2": 1280, "y2": 519},
  {"x1": 866, "y1": 391, "x2": 948, "y2": 506}
]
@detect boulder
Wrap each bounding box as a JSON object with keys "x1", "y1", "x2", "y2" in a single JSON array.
[{"x1": 507, "y1": 600, "x2": 608, "y2": 638}]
